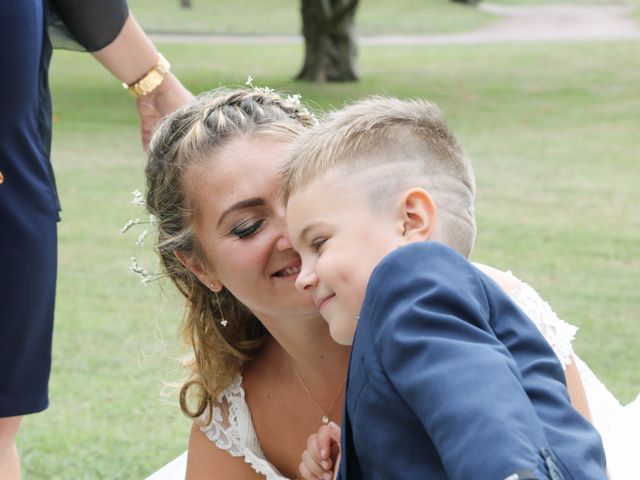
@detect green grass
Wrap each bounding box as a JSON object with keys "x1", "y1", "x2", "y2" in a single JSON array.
[
  {"x1": 16, "y1": 20, "x2": 640, "y2": 480},
  {"x1": 128, "y1": 0, "x2": 640, "y2": 52},
  {"x1": 128, "y1": 0, "x2": 494, "y2": 35},
  {"x1": 493, "y1": 0, "x2": 639, "y2": 5},
  {"x1": 127, "y1": 0, "x2": 640, "y2": 35},
  {"x1": 491, "y1": 0, "x2": 640, "y2": 20}
]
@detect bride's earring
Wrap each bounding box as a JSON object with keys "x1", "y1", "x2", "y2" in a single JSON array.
[{"x1": 211, "y1": 284, "x2": 228, "y2": 327}]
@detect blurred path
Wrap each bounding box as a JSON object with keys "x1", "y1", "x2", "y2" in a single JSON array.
[{"x1": 149, "y1": 3, "x2": 640, "y2": 45}]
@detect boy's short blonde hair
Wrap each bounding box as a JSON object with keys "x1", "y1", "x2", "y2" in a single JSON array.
[{"x1": 280, "y1": 96, "x2": 476, "y2": 257}]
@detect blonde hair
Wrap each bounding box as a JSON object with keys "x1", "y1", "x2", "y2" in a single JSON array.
[
  {"x1": 145, "y1": 88, "x2": 316, "y2": 419},
  {"x1": 281, "y1": 96, "x2": 476, "y2": 256}
]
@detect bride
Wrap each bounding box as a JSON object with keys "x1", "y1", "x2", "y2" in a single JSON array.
[{"x1": 143, "y1": 88, "x2": 637, "y2": 480}]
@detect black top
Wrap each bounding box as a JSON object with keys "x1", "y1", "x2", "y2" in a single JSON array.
[{"x1": 50, "y1": 0, "x2": 128, "y2": 51}]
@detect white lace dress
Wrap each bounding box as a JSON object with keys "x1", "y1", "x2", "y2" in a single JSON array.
[{"x1": 146, "y1": 281, "x2": 638, "y2": 480}]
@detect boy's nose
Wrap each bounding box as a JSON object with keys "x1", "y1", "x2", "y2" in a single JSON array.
[{"x1": 294, "y1": 266, "x2": 318, "y2": 294}]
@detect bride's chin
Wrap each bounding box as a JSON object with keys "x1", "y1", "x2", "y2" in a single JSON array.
[{"x1": 293, "y1": 303, "x2": 323, "y2": 318}]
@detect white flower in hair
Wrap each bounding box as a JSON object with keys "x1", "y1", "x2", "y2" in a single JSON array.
[
  {"x1": 285, "y1": 93, "x2": 302, "y2": 107},
  {"x1": 120, "y1": 218, "x2": 141, "y2": 233},
  {"x1": 129, "y1": 257, "x2": 152, "y2": 285},
  {"x1": 135, "y1": 230, "x2": 149, "y2": 246},
  {"x1": 123, "y1": 188, "x2": 162, "y2": 284},
  {"x1": 131, "y1": 189, "x2": 145, "y2": 207}
]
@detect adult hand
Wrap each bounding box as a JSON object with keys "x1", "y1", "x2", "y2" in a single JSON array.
[{"x1": 135, "y1": 72, "x2": 193, "y2": 150}]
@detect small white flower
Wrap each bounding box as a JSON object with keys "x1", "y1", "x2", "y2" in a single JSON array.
[
  {"x1": 129, "y1": 256, "x2": 144, "y2": 274},
  {"x1": 245, "y1": 75, "x2": 254, "y2": 87},
  {"x1": 120, "y1": 218, "x2": 141, "y2": 233},
  {"x1": 129, "y1": 257, "x2": 161, "y2": 285},
  {"x1": 220, "y1": 319, "x2": 228, "y2": 327},
  {"x1": 253, "y1": 85, "x2": 275, "y2": 95},
  {"x1": 136, "y1": 230, "x2": 149, "y2": 246},
  {"x1": 131, "y1": 189, "x2": 145, "y2": 207},
  {"x1": 285, "y1": 93, "x2": 302, "y2": 107},
  {"x1": 129, "y1": 257, "x2": 151, "y2": 285}
]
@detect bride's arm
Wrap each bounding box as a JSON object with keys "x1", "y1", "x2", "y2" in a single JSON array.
[
  {"x1": 564, "y1": 356, "x2": 592, "y2": 421},
  {"x1": 186, "y1": 424, "x2": 265, "y2": 480},
  {"x1": 473, "y1": 263, "x2": 592, "y2": 421}
]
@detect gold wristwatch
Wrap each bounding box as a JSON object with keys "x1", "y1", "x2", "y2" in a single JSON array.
[{"x1": 123, "y1": 53, "x2": 171, "y2": 97}]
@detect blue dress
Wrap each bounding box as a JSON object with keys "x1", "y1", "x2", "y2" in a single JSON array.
[
  {"x1": 0, "y1": 0, "x2": 127, "y2": 417},
  {"x1": 0, "y1": 0, "x2": 58, "y2": 417}
]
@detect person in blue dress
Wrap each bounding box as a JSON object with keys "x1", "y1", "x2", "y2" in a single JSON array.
[{"x1": 0, "y1": 1, "x2": 191, "y2": 476}]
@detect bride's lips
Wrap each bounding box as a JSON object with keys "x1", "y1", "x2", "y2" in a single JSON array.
[{"x1": 272, "y1": 261, "x2": 301, "y2": 278}]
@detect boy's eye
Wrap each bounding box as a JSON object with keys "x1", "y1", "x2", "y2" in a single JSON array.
[
  {"x1": 310, "y1": 237, "x2": 327, "y2": 253},
  {"x1": 230, "y1": 219, "x2": 265, "y2": 239}
]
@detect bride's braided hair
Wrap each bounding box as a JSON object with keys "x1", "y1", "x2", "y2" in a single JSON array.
[{"x1": 145, "y1": 88, "x2": 316, "y2": 419}]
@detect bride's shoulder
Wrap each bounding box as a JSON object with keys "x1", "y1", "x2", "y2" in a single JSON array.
[
  {"x1": 198, "y1": 374, "x2": 246, "y2": 428},
  {"x1": 196, "y1": 373, "x2": 253, "y2": 455},
  {"x1": 472, "y1": 262, "x2": 522, "y2": 294},
  {"x1": 196, "y1": 372, "x2": 289, "y2": 479},
  {"x1": 473, "y1": 263, "x2": 579, "y2": 367}
]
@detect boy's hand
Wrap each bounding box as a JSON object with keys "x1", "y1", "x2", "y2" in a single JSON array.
[{"x1": 299, "y1": 422, "x2": 341, "y2": 480}]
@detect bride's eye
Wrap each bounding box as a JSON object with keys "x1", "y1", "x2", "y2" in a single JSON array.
[
  {"x1": 230, "y1": 219, "x2": 265, "y2": 239},
  {"x1": 310, "y1": 237, "x2": 327, "y2": 253}
]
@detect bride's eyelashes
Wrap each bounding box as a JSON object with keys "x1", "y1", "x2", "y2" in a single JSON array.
[{"x1": 229, "y1": 218, "x2": 266, "y2": 239}]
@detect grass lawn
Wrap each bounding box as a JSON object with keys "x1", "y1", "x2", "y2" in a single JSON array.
[
  {"x1": 128, "y1": 0, "x2": 494, "y2": 35},
  {"x1": 127, "y1": 0, "x2": 640, "y2": 35},
  {"x1": 494, "y1": 0, "x2": 640, "y2": 5},
  {"x1": 15, "y1": 15, "x2": 640, "y2": 480}
]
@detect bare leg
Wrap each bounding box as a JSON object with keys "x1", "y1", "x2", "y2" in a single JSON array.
[{"x1": 0, "y1": 416, "x2": 21, "y2": 480}]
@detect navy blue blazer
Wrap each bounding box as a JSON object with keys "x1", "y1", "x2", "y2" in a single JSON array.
[{"x1": 337, "y1": 242, "x2": 607, "y2": 480}]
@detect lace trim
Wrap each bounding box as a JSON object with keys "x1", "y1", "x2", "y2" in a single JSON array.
[
  {"x1": 199, "y1": 375, "x2": 289, "y2": 480},
  {"x1": 573, "y1": 355, "x2": 622, "y2": 419},
  {"x1": 507, "y1": 278, "x2": 578, "y2": 368}
]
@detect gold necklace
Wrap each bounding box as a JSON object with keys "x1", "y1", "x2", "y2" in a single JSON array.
[{"x1": 288, "y1": 357, "x2": 346, "y2": 425}]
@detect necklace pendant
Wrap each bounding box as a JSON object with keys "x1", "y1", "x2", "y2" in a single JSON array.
[{"x1": 322, "y1": 415, "x2": 330, "y2": 425}]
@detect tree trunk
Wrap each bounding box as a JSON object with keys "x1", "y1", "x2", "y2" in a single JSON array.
[
  {"x1": 180, "y1": 0, "x2": 192, "y2": 8},
  {"x1": 297, "y1": 0, "x2": 359, "y2": 82}
]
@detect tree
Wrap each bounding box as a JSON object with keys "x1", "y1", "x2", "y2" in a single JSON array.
[{"x1": 297, "y1": 0, "x2": 360, "y2": 82}]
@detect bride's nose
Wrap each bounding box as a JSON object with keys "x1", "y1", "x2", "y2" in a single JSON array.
[
  {"x1": 276, "y1": 231, "x2": 293, "y2": 251},
  {"x1": 274, "y1": 206, "x2": 293, "y2": 251}
]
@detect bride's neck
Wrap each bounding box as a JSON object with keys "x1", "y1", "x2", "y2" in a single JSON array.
[{"x1": 260, "y1": 313, "x2": 351, "y2": 381}]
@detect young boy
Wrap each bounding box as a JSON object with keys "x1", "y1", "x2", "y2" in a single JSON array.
[{"x1": 280, "y1": 97, "x2": 607, "y2": 480}]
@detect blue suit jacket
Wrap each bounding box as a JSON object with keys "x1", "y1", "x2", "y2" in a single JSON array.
[{"x1": 337, "y1": 242, "x2": 607, "y2": 480}]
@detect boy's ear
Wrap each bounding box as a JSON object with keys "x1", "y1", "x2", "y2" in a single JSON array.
[
  {"x1": 400, "y1": 188, "x2": 437, "y2": 242},
  {"x1": 174, "y1": 250, "x2": 224, "y2": 292}
]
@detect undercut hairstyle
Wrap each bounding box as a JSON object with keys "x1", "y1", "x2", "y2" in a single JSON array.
[
  {"x1": 280, "y1": 96, "x2": 476, "y2": 257},
  {"x1": 145, "y1": 88, "x2": 316, "y2": 420}
]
